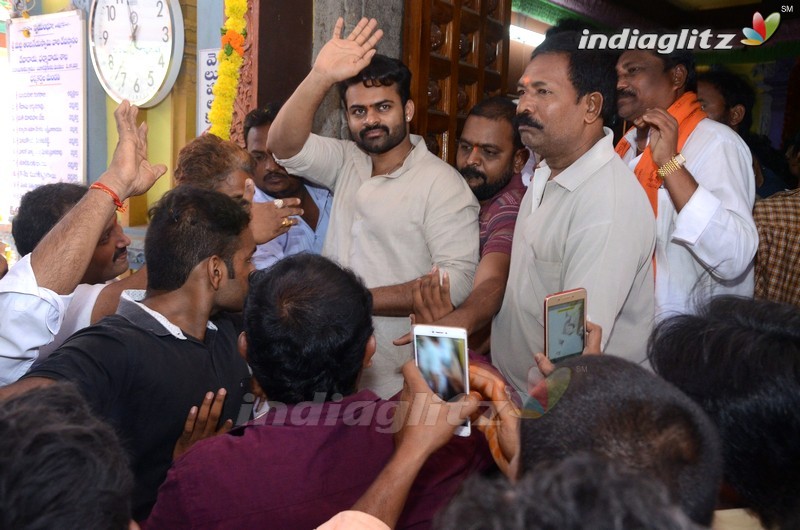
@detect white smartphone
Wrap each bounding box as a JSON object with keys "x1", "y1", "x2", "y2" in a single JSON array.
[
  {"x1": 544, "y1": 288, "x2": 587, "y2": 363},
  {"x1": 413, "y1": 325, "x2": 470, "y2": 437}
]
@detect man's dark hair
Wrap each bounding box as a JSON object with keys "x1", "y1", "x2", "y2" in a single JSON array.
[
  {"x1": 243, "y1": 254, "x2": 374, "y2": 403},
  {"x1": 531, "y1": 31, "x2": 618, "y2": 125},
  {"x1": 519, "y1": 355, "x2": 722, "y2": 526},
  {"x1": 436, "y1": 453, "x2": 701, "y2": 530},
  {"x1": 337, "y1": 54, "x2": 412, "y2": 106},
  {"x1": 697, "y1": 69, "x2": 755, "y2": 132},
  {"x1": 174, "y1": 133, "x2": 254, "y2": 190},
  {"x1": 468, "y1": 96, "x2": 523, "y2": 150},
  {"x1": 12, "y1": 183, "x2": 87, "y2": 257},
  {"x1": 145, "y1": 186, "x2": 250, "y2": 291},
  {"x1": 649, "y1": 296, "x2": 800, "y2": 529},
  {"x1": 0, "y1": 383, "x2": 133, "y2": 529},
  {"x1": 243, "y1": 102, "x2": 283, "y2": 145}
]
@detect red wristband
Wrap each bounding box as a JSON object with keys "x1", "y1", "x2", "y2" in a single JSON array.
[{"x1": 90, "y1": 182, "x2": 126, "y2": 213}]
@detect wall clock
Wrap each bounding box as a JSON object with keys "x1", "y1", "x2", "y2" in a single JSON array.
[{"x1": 89, "y1": 0, "x2": 184, "y2": 108}]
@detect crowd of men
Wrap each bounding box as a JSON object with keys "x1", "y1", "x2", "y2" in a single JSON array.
[{"x1": 1, "y1": 16, "x2": 798, "y2": 530}]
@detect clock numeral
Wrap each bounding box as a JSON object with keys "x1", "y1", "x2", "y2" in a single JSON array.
[
  {"x1": 162, "y1": 26, "x2": 170, "y2": 42},
  {"x1": 147, "y1": 71, "x2": 154, "y2": 87},
  {"x1": 130, "y1": 10, "x2": 138, "y2": 25},
  {"x1": 107, "y1": 5, "x2": 116, "y2": 21},
  {"x1": 119, "y1": 71, "x2": 126, "y2": 87},
  {"x1": 133, "y1": 78, "x2": 140, "y2": 93},
  {"x1": 102, "y1": 30, "x2": 108, "y2": 45},
  {"x1": 108, "y1": 54, "x2": 114, "y2": 69},
  {"x1": 156, "y1": 0, "x2": 164, "y2": 17},
  {"x1": 158, "y1": 54, "x2": 165, "y2": 67}
]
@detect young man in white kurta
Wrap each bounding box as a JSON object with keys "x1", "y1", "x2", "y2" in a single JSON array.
[
  {"x1": 269, "y1": 19, "x2": 478, "y2": 398},
  {"x1": 278, "y1": 133, "x2": 478, "y2": 398}
]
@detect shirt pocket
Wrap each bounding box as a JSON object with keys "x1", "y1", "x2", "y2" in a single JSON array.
[{"x1": 528, "y1": 257, "x2": 563, "y2": 325}]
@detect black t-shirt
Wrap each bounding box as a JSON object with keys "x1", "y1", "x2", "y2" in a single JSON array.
[{"x1": 25, "y1": 298, "x2": 251, "y2": 521}]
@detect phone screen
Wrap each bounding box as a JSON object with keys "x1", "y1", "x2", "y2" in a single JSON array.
[
  {"x1": 547, "y1": 298, "x2": 586, "y2": 362},
  {"x1": 414, "y1": 334, "x2": 467, "y2": 402}
]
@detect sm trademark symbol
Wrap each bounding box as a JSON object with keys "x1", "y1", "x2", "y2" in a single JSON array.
[{"x1": 782, "y1": 5, "x2": 794, "y2": 13}]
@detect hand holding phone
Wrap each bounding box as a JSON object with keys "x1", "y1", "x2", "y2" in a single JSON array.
[
  {"x1": 413, "y1": 325, "x2": 471, "y2": 437},
  {"x1": 544, "y1": 288, "x2": 587, "y2": 363}
]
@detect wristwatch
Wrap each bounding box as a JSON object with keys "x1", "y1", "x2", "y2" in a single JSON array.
[{"x1": 657, "y1": 153, "x2": 686, "y2": 178}]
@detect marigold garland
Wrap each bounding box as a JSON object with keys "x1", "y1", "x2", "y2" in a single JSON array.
[{"x1": 208, "y1": 0, "x2": 247, "y2": 139}]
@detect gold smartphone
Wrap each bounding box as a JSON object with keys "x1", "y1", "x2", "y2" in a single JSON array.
[{"x1": 544, "y1": 288, "x2": 587, "y2": 363}]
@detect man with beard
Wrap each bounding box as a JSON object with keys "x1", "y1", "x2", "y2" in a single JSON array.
[
  {"x1": 269, "y1": 18, "x2": 479, "y2": 398},
  {"x1": 491, "y1": 32, "x2": 656, "y2": 394},
  {"x1": 395, "y1": 97, "x2": 528, "y2": 356},
  {"x1": 243, "y1": 103, "x2": 333, "y2": 269},
  {"x1": 615, "y1": 50, "x2": 757, "y2": 318}
]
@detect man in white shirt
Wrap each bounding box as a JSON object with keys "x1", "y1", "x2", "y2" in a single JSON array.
[
  {"x1": 0, "y1": 101, "x2": 166, "y2": 385},
  {"x1": 491, "y1": 31, "x2": 656, "y2": 394},
  {"x1": 615, "y1": 49, "x2": 757, "y2": 318},
  {"x1": 268, "y1": 18, "x2": 479, "y2": 398},
  {"x1": 10, "y1": 182, "x2": 142, "y2": 367}
]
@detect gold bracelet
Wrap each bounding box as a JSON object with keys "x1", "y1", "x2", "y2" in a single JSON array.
[{"x1": 657, "y1": 153, "x2": 686, "y2": 179}]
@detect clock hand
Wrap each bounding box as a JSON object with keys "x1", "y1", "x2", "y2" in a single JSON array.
[{"x1": 125, "y1": 0, "x2": 134, "y2": 42}]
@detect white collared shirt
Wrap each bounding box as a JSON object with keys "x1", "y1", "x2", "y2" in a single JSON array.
[
  {"x1": 492, "y1": 129, "x2": 656, "y2": 393},
  {"x1": 619, "y1": 118, "x2": 757, "y2": 318}
]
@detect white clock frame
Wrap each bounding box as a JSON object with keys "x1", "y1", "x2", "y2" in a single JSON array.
[{"x1": 88, "y1": 0, "x2": 185, "y2": 108}]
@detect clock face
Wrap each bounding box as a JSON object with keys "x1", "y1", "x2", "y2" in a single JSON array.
[{"x1": 89, "y1": 0, "x2": 184, "y2": 108}]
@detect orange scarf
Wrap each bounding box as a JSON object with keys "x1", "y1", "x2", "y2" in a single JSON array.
[{"x1": 615, "y1": 92, "x2": 707, "y2": 216}]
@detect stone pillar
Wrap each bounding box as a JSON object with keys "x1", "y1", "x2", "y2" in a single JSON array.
[{"x1": 311, "y1": 0, "x2": 404, "y2": 138}]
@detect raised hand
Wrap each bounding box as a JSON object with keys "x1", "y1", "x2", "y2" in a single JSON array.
[
  {"x1": 311, "y1": 17, "x2": 384, "y2": 84},
  {"x1": 412, "y1": 267, "x2": 454, "y2": 323},
  {"x1": 173, "y1": 388, "x2": 233, "y2": 460},
  {"x1": 634, "y1": 107, "x2": 679, "y2": 167},
  {"x1": 242, "y1": 179, "x2": 303, "y2": 244},
  {"x1": 100, "y1": 100, "x2": 167, "y2": 201}
]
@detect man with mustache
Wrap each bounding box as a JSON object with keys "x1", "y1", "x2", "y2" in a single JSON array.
[
  {"x1": 268, "y1": 18, "x2": 479, "y2": 398},
  {"x1": 491, "y1": 31, "x2": 656, "y2": 394},
  {"x1": 396, "y1": 97, "x2": 528, "y2": 356},
  {"x1": 615, "y1": 49, "x2": 757, "y2": 318},
  {"x1": 243, "y1": 103, "x2": 332, "y2": 269},
  {"x1": 3, "y1": 179, "x2": 147, "y2": 382},
  {"x1": 1, "y1": 186, "x2": 255, "y2": 521}
]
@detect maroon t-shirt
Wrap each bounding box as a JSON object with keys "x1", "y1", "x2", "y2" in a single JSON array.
[
  {"x1": 145, "y1": 390, "x2": 493, "y2": 530},
  {"x1": 478, "y1": 172, "x2": 526, "y2": 257}
]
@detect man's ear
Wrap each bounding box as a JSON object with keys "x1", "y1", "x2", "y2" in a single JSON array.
[
  {"x1": 584, "y1": 92, "x2": 603, "y2": 125},
  {"x1": 671, "y1": 64, "x2": 688, "y2": 91},
  {"x1": 728, "y1": 104, "x2": 746, "y2": 129},
  {"x1": 513, "y1": 146, "x2": 530, "y2": 174},
  {"x1": 207, "y1": 256, "x2": 225, "y2": 290},
  {"x1": 363, "y1": 335, "x2": 377, "y2": 368},
  {"x1": 404, "y1": 100, "x2": 415, "y2": 123},
  {"x1": 238, "y1": 332, "x2": 268, "y2": 399},
  {"x1": 238, "y1": 331, "x2": 248, "y2": 360}
]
